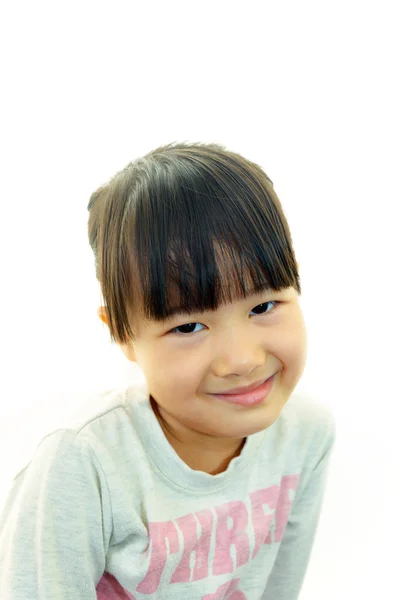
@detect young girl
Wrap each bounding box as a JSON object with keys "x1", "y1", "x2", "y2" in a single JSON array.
[{"x1": 0, "y1": 142, "x2": 335, "y2": 599}]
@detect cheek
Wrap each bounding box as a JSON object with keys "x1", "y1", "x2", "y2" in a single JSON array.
[
  {"x1": 138, "y1": 344, "x2": 205, "y2": 393},
  {"x1": 276, "y1": 312, "x2": 308, "y2": 360},
  {"x1": 287, "y1": 317, "x2": 308, "y2": 365}
]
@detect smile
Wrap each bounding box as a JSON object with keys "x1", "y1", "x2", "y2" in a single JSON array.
[{"x1": 209, "y1": 374, "x2": 276, "y2": 407}]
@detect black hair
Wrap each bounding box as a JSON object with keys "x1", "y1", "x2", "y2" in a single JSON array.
[{"x1": 88, "y1": 141, "x2": 301, "y2": 344}]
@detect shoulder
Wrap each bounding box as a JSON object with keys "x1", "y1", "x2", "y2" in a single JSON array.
[
  {"x1": 276, "y1": 388, "x2": 336, "y2": 469},
  {"x1": 10, "y1": 384, "x2": 139, "y2": 483},
  {"x1": 284, "y1": 389, "x2": 336, "y2": 436},
  {"x1": 287, "y1": 390, "x2": 335, "y2": 431}
]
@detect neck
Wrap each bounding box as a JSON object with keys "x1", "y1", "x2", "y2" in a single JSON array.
[{"x1": 150, "y1": 397, "x2": 246, "y2": 475}]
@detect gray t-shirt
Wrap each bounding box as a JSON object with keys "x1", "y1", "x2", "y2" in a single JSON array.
[{"x1": 0, "y1": 382, "x2": 336, "y2": 599}]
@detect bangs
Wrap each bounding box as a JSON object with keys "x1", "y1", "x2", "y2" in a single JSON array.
[
  {"x1": 130, "y1": 155, "x2": 298, "y2": 322},
  {"x1": 88, "y1": 141, "x2": 301, "y2": 343}
]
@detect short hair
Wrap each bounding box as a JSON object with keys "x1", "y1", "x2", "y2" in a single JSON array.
[{"x1": 87, "y1": 141, "x2": 301, "y2": 344}]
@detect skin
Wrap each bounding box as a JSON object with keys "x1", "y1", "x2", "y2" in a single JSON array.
[{"x1": 98, "y1": 284, "x2": 308, "y2": 476}]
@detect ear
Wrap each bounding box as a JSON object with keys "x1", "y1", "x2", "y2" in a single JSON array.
[
  {"x1": 97, "y1": 306, "x2": 108, "y2": 325},
  {"x1": 97, "y1": 306, "x2": 137, "y2": 362}
]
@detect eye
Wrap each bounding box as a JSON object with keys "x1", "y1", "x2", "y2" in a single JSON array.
[
  {"x1": 170, "y1": 322, "x2": 205, "y2": 335},
  {"x1": 169, "y1": 302, "x2": 280, "y2": 335},
  {"x1": 250, "y1": 300, "x2": 280, "y2": 316}
]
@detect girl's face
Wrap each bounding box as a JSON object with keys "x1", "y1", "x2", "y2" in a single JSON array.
[{"x1": 117, "y1": 285, "x2": 308, "y2": 446}]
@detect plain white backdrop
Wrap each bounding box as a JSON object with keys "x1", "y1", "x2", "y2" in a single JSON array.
[{"x1": 0, "y1": 1, "x2": 399, "y2": 597}]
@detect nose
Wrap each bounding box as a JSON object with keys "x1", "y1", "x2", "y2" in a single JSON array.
[{"x1": 210, "y1": 327, "x2": 265, "y2": 378}]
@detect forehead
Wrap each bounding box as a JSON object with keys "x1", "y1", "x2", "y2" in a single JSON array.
[
  {"x1": 127, "y1": 237, "x2": 296, "y2": 329},
  {"x1": 133, "y1": 283, "x2": 295, "y2": 327}
]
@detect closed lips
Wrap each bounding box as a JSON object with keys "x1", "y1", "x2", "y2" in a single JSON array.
[{"x1": 213, "y1": 375, "x2": 273, "y2": 395}]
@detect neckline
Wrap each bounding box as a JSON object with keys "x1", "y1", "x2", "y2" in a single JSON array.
[{"x1": 126, "y1": 384, "x2": 267, "y2": 494}]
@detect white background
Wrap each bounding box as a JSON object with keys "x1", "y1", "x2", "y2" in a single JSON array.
[{"x1": 1, "y1": 1, "x2": 399, "y2": 597}]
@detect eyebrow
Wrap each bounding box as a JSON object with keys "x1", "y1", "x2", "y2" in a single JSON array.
[
  {"x1": 163, "y1": 286, "x2": 276, "y2": 320},
  {"x1": 164, "y1": 306, "x2": 195, "y2": 320}
]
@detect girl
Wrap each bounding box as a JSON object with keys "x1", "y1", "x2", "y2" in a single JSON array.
[{"x1": 0, "y1": 142, "x2": 335, "y2": 599}]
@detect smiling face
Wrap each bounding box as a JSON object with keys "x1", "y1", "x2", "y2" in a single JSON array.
[
  {"x1": 102, "y1": 282, "x2": 308, "y2": 456},
  {"x1": 92, "y1": 144, "x2": 307, "y2": 471}
]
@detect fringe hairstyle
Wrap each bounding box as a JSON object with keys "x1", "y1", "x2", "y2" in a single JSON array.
[{"x1": 87, "y1": 141, "x2": 301, "y2": 344}]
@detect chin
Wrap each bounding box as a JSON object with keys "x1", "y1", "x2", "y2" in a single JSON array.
[{"x1": 214, "y1": 409, "x2": 283, "y2": 439}]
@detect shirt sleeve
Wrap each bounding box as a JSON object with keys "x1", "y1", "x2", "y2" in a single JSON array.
[
  {"x1": 261, "y1": 410, "x2": 336, "y2": 600},
  {"x1": 0, "y1": 429, "x2": 109, "y2": 599}
]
